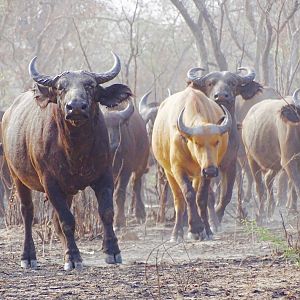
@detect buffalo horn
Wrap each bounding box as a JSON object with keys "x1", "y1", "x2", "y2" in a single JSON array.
[
  {"x1": 29, "y1": 57, "x2": 59, "y2": 87},
  {"x1": 138, "y1": 91, "x2": 152, "y2": 114},
  {"x1": 187, "y1": 67, "x2": 206, "y2": 82},
  {"x1": 139, "y1": 90, "x2": 158, "y2": 123},
  {"x1": 237, "y1": 67, "x2": 256, "y2": 85},
  {"x1": 90, "y1": 52, "x2": 121, "y2": 84},
  {"x1": 117, "y1": 100, "x2": 134, "y2": 122},
  {"x1": 292, "y1": 88, "x2": 300, "y2": 108},
  {"x1": 177, "y1": 105, "x2": 232, "y2": 136}
]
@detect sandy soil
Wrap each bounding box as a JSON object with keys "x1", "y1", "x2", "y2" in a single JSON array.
[{"x1": 0, "y1": 203, "x2": 299, "y2": 300}]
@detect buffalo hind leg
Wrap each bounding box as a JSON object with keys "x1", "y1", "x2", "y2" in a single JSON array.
[
  {"x1": 284, "y1": 162, "x2": 300, "y2": 215},
  {"x1": 92, "y1": 170, "x2": 121, "y2": 264},
  {"x1": 287, "y1": 181, "x2": 296, "y2": 212},
  {"x1": 276, "y1": 171, "x2": 288, "y2": 207},
  {"x1": 131, "y1": 173, "x2": 146, "y2": 224},
  {"x1": 264, "y1": 169, "x2": 277, "y2": 220},
  {"x1": 15, "y1": 178, "x2": 37, "y2": 269},
  {"x1": 247, "y1": 156, "x2": 265, "y2": 223}
]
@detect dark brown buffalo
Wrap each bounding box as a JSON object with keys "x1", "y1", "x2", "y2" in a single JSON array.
[
  {"x1": 186, "y1": 67, "x2": 255, "y2": 222},
  {"x1": 2, "y1": 53, "x2": 132, "y2": 270},
  {"x1": 102, "y1": 101, "x2": 149, "y2": 229},
  {"x1": 138, "y1": 91, "x2": 159, "y2": 133}
]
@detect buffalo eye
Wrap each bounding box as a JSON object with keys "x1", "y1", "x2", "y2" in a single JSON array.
[
  {"x1": 85, "y1": 84, "x2": 94, "y2": 89},
  {"x1": 57, "y1": 79, "x2": 68, "y2": 91},
  {"x1": 214, "y1": 140, "x2": 220, "y2": 146},
  {"x1": 196, "y1": 142, "x2": 204, "y2": 147}
]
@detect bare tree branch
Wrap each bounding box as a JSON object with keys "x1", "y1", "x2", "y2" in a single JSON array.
[{"x1": 73, "y1": 18, "x2": 92, "y2": 72}]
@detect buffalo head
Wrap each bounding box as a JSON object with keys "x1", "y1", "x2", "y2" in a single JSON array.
[
  {"x1": 177, "y1": 105, "x2": 232, "y2": 178},
  {"x1": 103, "y1": 101, "x2": 134, "y2": 154},
  {"x1": 138, "y1": 91, "x2": 159, "y2": 125},
  {"x1": 29, "y1": 53, "x2": 132, "y2": 127},
  {"x1": 138, "y1": 91, "x2": 160, "y2": 140},
  {"x1": 187, "y1": 67, "x2": 256, "y2": 110}
]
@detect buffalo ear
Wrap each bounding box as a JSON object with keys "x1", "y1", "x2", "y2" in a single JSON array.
[
  {"x1": 33, "y1": 83, "x2": 57, "y2": 108},
  {"x1": 187, "y1": 81, "x2": 207, "y2": 94},
  {"x1": 237, "y1": 81, "x2": 263, "y2": 100},
  {"x1": 96, "y1": 84, "x2": 133, "y2": 107}
]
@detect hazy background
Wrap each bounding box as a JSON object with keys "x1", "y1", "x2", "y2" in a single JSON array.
[{"x1": 0, "y1": 0, "x2": 299, "y2": 107}]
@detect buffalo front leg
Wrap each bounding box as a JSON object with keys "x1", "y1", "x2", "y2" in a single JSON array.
[
  {"x1": 172, "y1": 170, "x2": 205, "y2": 241},
  {"x1": 216, "y1": 162, "x2": 237, "y2": 222},
  {"x1": 92, "y1": 171, "x2": 121, "y2": 264},
  {"x1": 207, "y1": 187, "x2": 220, "y2": 232},
  {"x1": 165, "y1": 172, "x2": 185, "y2": 242},
  {"x1": 113, "y1": 171, "x2": 130, "y2": 231},
  {"x1": 14, "y1": 178, "x2": 37, "y2": 269},
  {"x1": 44, "y1": 179, "x2": 82, "y2": 271},
  {"x1": 52, "y1": 195, "x2": 73, "y2": 263},
  {"x1": 196, "y1": 178, "x2": 213, "y2": 239}
]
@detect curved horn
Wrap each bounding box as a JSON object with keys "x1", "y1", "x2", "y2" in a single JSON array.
[
  {"x1": 90, "y1": 52, "x2": 121, "y2": 84},
  {"x1": 237, "y1": 67, "x2": 256, "y2": 85},
  {"x1": 187, "y1": 67, "x2": 206, "y2": 82},
  {"x1": 292, "y1": 88, "x2": 300, "y2": 108},
  {"x1": 177, "y1": 105, "x2": 232, "y2": 136},
  {"x1": 29, "y1": 57, "x2": 58, "y2": 87},
  {"x1": 217, "y1": 105, "x2": 232, "y2": 135},
  {"x1": 117, "y1": 100, "x2": 134, "y2": 122},
  {"x1": 177, "y1": 107, "x2": 201, "y2": 136},
  {"x1": 138, "y1": 90, "x2": 152, "y2": 114}
]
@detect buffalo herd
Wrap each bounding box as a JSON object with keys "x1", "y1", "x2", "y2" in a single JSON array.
[{"x1": 0, "y1": 53, "x2": 299, "y2": 270}]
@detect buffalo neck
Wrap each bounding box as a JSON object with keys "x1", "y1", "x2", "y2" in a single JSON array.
[{"x1": 54, "y1": 106, "x2": 98, "y2": 162}]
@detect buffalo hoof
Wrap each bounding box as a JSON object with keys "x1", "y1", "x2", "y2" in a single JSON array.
[
  {"x1": 169, "y1": 235, "x2": 183, "y2": 243},
  {"x1": 287, "y1": 208, "x2": 298, "y2": 217},
  {"x1": 105, "y1": 253, "x2": 122, "y2": 264},
  {"x1": 21, "y1": 259, "x2": 37, "y2": 269},
  {"x1": 136, "y1": 217, "x2": 146, "y2": 225},
  {"x1": 113, "y1": 225, "x2": 122, "y2": 233},
  {"x1": 187, "y1": 232, "x2": 200, "y2": 241},
  {"x1": 205, "y1": 232, "x2": 213, "y2": 241},
  {"x1": 64, "y1": 261, "x2": 83, "y2": 271}
]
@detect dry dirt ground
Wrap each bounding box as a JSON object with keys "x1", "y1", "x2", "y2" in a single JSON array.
[{"x1": 0, "y1": 205, "x2": 299, "y2": 299}]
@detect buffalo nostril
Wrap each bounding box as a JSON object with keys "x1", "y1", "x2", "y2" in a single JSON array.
[
  {"x1": 81, "y1": 104, "x2": 87, "y2": 110},
  {"x1": 66, "y1": 104, "x2": 72, "y2": 111}
]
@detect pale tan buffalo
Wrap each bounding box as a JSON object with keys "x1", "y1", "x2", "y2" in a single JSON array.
[
  {"x1": 242, "y1": 89, "x2": 300, "y2": 221},
  {"x1": 152, "y1": 86, "x2": 231, "y2": 241},
  {"x1": 235, "y1": 83, "x2": 280, "y2": 204}
]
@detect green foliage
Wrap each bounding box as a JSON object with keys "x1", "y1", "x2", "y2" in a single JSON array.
[{"x1": 242, "y1": 219, "x2": 300, "y2": 267}]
